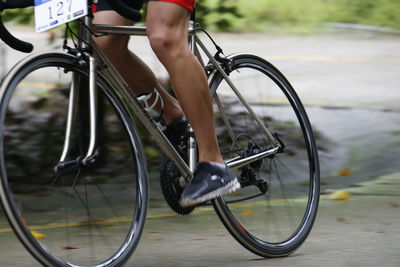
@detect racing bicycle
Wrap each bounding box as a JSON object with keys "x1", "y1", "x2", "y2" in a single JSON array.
[{"x1": 0, "y1": 1, "x2": 320, "y2": 266}]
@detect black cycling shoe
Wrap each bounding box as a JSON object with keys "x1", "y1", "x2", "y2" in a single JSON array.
[
  {"x1": 160, "y1": 116, "x2": 194, "y2": 215},
  {"x1": 180, "y1": 162, "x2": 241, "y2": 207},
  {"x1": 163, "y1": 117, "x2": 188, "y2": 157}
]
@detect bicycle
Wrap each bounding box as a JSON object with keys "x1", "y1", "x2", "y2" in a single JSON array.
[{"x1": 0, "y1": 1, "x2": 320, "y2": 266}]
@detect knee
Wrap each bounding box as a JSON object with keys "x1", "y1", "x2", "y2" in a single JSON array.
[
  {"x1": 148, "y1": 30, "x2": 173, "y2": 56},
  {"x1": 148, "y1": 29, "x2": 187, "y2": 62}
]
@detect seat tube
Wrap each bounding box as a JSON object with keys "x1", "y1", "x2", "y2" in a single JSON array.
[
  {"x1": 188, "y1": 126, "x2": 197, "y2": 172},
  {"x1": 188, "y1": 22, "x2": 198, "y2": 173}
]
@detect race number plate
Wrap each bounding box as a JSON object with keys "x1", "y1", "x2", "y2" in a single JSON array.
[{"x1": 34, "y1": 0, "x2": 88, "y2": 33}]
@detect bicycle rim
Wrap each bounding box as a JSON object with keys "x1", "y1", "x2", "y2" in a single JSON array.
[
  {"x1": 209, "y1": 54, "x2": 320, "y2": 257},
  {"x1": 0, "y1": 53, "x2": 148, "y2": 266}
]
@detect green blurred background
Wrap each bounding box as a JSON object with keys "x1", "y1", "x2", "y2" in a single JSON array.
[
  {"x1": 3, "y1": 0, "x2": 400, "y2": 33},
  {"x1": 197, "y1": 0, "x2": 400, "y2": 32}
]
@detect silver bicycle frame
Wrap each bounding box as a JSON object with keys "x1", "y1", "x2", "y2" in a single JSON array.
[{"x1": 58, "y1": 17, "x2": 281, "y2": 179}]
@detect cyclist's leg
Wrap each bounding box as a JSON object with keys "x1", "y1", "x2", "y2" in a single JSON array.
[
  {"x1": 93, "y1": 11, "x2": 184, "y2": 124},
  {"x1": 146, "y1": 1, "x2": 222, "y2": 163},
  {"x1": 147, "y1": 1, "x2": 240, "y2": 206}
]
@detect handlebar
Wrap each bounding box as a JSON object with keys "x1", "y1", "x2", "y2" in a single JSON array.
[
  {"x1": 0, "y1": 0, "x2": 34, "y2": 53},
  {"x1": 0, "y1": 0, "x2": 33, "y2": 9},
  {"x1": 0, "y1": 0, "x2": 141, "y2": 53}
]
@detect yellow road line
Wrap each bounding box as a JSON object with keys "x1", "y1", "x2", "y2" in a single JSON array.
[
  {"x1": 0, "y1": 212, "x2": 187, "y2": 234},
  {"x1": 18, "y1": 82, "x2": 58, "y2": 89},
  {"x1": 0, "y1": 197, "x2": 306, "y2": 234},
  {"x1": 261, "y1": 97, "x2": 400, "y2": 111},
  {"x1": 262, "y1": 97, "x2": 328, "y2": 106}
]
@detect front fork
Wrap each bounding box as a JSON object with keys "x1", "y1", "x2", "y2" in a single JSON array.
[
  {"x1": 55, "y1": 53, "x2": 99, "y2": 173},
  {"x1": 56, "y1": 17, "x2": 99, "y2": 172},
  {"x1": 82, "y1": 55, "x2": 99, "y2": 165}
]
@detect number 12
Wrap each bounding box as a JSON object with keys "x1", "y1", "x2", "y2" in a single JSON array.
[{"x1": 48, "y1": 1, "x2": 71, "y2": 20}]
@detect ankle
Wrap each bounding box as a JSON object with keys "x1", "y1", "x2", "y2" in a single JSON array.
[
  {"x1": 162, "y1": 103, "x2": 185, "y2": 125},
  {"x1": 198, "y1": 156, "x2": 224, "y2": 164},
  {"x1": 163, "y1": 113, "x2": 184, "y2": 125}
]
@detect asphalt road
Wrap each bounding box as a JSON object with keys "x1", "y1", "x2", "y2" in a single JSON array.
[{"x1": 0, "y1": 28, "x2": 399, "y2": 266}]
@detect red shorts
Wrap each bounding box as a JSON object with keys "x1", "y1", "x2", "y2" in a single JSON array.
[
  {"x1": 150, "y1": 0, "x2": 195, "y2": 12},
  {"x1": 97, "y1": 1, "x2": 195, "y2": 14}
]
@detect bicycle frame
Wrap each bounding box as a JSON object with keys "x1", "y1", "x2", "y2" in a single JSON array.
[{"x1": 58, "y1": 15, "x2": 282, "y2": 181}]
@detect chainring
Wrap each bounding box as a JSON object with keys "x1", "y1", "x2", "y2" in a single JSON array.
[{"x1": 160, "y1": 157, "x2": 195, "y2": 215}]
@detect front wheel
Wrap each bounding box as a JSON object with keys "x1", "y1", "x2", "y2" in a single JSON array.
[
  {"x1": 0, "y1": 52, "x2": 148, "y2": 266},
  {"x1": 209, "y1": 54, "x2": 320, "y2": 257}
]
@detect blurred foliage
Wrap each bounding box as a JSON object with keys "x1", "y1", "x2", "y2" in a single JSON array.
[
  {"x1": 327, "y1": 0, "x2": 400, "y2": 29},
  {"x1": 199, "y1": 0, "x2": 400, "y2": 32},
  {"x1": 196, "y1": 0, "x2": 242, "y2": 31},
  {"x1": 235, "y1": 0, "x2": 400, "y2": 32},
  {"x1": 2, "y1": 7, "x2": 34, "y2": 24},
  {"x1": 1, "y1": 0, "x2": 400, "y2": 32}
]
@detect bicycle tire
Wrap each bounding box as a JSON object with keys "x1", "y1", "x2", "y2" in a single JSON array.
[
  {"x1": 208, "y1": 54, "x2": 320, "y2": 257},
  {"x1": 0, "y1": 52, "x2": 148, "y2": 266}
]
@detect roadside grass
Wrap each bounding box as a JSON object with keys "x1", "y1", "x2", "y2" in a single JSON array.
[{"x1": 201, "y1": 0, "x2": 400, "y2": 33}]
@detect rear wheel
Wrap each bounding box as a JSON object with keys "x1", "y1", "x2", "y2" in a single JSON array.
[
  {"x1": 0, "y1": 53, "x2": 148, "y2": 266},
  {"x1": 209, "y1": 54, "x2": 320, "y2": 257}
]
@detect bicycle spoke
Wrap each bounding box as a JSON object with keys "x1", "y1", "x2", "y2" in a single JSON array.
[
  {"x1": 49, "y1": 173, "x2": 61, "y2": 188},
  {"x1": 90, "y1": 175, "x2": 118, "y2": 215},
  {"x1": 265, "y1": 187, "x2": 283, "y2": 242},
  {"x1": 70, "y1": 169, "x2": 90, "y2": 213},
  {"x1": 89, "y1": 175, "x2": 126, "y2": 230},
  {"x1": 271, "y1": 158, "x2": 295, "y2": 231},
  {"x1": 264, "y1": 162, "x2": 282, "y2": 242},
  {"x1": 61, "y1": 174, "x2": 74, "y2": 260}
]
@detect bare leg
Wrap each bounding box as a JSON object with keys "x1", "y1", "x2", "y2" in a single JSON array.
[
  {"x1": 146, "y1": 2, "x2": 223, "y2": 163},
  {"x1": 93, "y1": 11, "x2": 184, "y2": 124}
]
